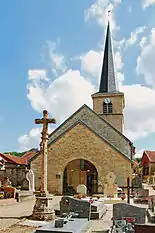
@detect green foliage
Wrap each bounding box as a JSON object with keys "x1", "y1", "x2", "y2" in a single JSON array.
[
  {"x1": 135, "y1": 157, "x2": 142, "y2": 164},
  {"x1": 4, "y1": 148, "x2": 37, "y2": 157}
]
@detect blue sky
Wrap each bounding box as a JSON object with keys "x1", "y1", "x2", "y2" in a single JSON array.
[{"x1": 0, "y1": 0, "x2": 155, "y2": 156}]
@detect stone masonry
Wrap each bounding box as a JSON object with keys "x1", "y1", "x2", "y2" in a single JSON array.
[{"x1": 31, "y1": 122, "x2": 132, "y2": 194}]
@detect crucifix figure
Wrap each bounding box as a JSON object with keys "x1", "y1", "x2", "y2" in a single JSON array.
[
  {"x1": 35, "y1": 110, "x2": 56, "y2": 194},
  {"x1": 119, "y1": 177, "x2": 139, "y2": 204}
]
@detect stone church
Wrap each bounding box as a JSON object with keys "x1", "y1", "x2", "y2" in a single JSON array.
[{"x1": 30, "y1": 22, "x2": 135, "y2": 195}]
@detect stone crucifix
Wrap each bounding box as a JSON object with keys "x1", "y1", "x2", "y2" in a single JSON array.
[{"x1": 35, "y1": 110, "x2": 56, "y2": 194}]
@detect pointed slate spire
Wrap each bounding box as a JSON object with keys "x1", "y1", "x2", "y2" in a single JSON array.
[{"x1": 99, "y1": 21, "x2": 117, "y2": 93}]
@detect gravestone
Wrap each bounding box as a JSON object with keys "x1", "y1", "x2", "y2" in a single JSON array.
[
  {"x1": 26, "y1": 169, "x2": 35, "y2": 192},
  {"x1": 104, "y1": 172, "x2": 118, "y2": 197},
  {"x1": 131, "y1": 176, "x2": 142, "y2": 191},
  {"x1": 113, "y1": 203, "x2": 146, "y2": 224},
  {"x1": 134, "y1": 189, "x2": 149, "y2": 204},
  {"x1": 136, "y1": 189, "x2": 149, "y2": 197},
  {"x1": 98, "y1": 185, "x2": 103, "y2": 193},
  {"x1": 149, "y1": 176, "x2": 153, "y2": 185},
  {"x1": 147, "y1": 195, "x2": 155, "y2": 222},
  {"x1": 60, "y1": 196, "x2": 91, "y2": 220},
  {"x1": 77, "y1": 184, "x2": 87, "y2": 195},
  {"x1": 21, "y1": 178, "x2": 29, "y2": 190},
  {"x1": 135, "y1": 224, "x2": 155, "y2": 233},
  {"x1": 148, "y1": 195, "x2": 155, "y2": 210}
]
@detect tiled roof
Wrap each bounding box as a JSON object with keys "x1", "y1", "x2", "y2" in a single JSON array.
[
  {"x1": 0, "y1": 150, "x2": 38, "y2": 165},
  {"x1": 145, "y1": 150, "x2": 155, "y2": 163}
]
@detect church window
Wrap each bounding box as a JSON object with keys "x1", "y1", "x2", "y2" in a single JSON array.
[
  {"x1": 108, "y1": 102, "x2": 113, "y2": 113},
  {"x1": 103, "y1": 102, "x2": 107, "y2": 113},
  {"x1": 103, "y1": 102, "x2": 113, "y2": 114}
]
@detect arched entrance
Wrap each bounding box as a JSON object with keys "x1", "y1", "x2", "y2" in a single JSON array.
[{"x1": 63, "y1": 159, "x2": 98, "y2": 195}]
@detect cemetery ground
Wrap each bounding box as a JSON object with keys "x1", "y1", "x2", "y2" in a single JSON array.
[{"x1": 0, "y1": 184, "x2": 155, "y2": 233}]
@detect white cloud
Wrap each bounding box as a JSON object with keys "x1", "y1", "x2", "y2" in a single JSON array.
[
  {"x1": 143, "y1": 0, "x2": 155, "y2": 9},
  {"x1": 27, "y1": 69, "x2": 95, "y2": 123},
  {"x1": 136, "y1": 28, "x2": 155, "y2": 87},
  {"x1": 28, "y1": 70, "x2": 48, "y2": 81},
  {"x1": 18, "y1": 127, "x2": 55, "y2": 152},
  {"x1": 125, "y1": 26, "x2": 146, "y2": 48},
  {"x1": 84, "y1": 0, "x2": 121, "y2": 31},
  {"x1": 81, "y1": 50, "x2": 103, "y2": 78},
  {"x1": 18, "y1": 69, "x2": 95, "y2": 151},
  {"x1": 18, "y1": 128, "x2": 41, "y2": 151},
  {"x1": 45, "y1": 40, "x2": 67, "y2": 76},
  {"x1": 123, "y1": 84, "x2": 155, "y2": 141}
]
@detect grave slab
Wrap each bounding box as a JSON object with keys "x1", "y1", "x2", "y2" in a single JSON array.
[
  {"x1": 135, "y1": 224, "x2": 155, "y2": 233},
  {"x1": 35, "y1": 218, "x2": 90, "y2": 233}
]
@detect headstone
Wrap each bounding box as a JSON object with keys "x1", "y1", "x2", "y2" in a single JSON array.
[
  {"x1": 136, "y1": 189, "x2": 149, "y2": 198},
  {"x1": 134, "y1": 189, "x2": 149, "y2": 204},
  {"x1": 148, "y1": 195, "x2": 155, "y2": 210},
  {"x1": 60, "y1": 196, "x2": 91, "y2": 220},
  {"x1": 113, "y1": 203, "x2": 146, "y2": 224},
  {"x1": 135, "y1": 224, "x2": 155, "y2": 233},
  {"x1": 131, "y1": 176, "x2": 142, "y2": 191},
  {"x1": 26, "y1": 169, "x2": 35, "y2": 192},
  {"x1": 98, "y1": 185, "x2": 103, "y2": 193},
  {"x1": 104, "y1": 172, "x2": 118, "y2": 197},
  {"x1": 77, "y1": 184, "x2": 87, "y2": 195},
  {"x1": 21, "y1": 178, "x2": 29, "y2": 190},
  {"x1": 149, "y1": 176, "x2": 153, "y2": 184}
]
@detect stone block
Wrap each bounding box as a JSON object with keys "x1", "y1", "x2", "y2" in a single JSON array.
[{"x1": 113, "y1": 203, "x2": 146, "y2": 224}]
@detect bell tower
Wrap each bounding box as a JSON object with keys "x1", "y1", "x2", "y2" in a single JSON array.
[{"x1": 92, "y1": 21, "x2": 125, "y2": 133}]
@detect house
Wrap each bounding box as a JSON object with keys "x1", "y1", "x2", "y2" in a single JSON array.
[
  {"x1": 141, "y1": 150, "x2": 155, "y2": 177},
  {"x1": 0, "y1": 149, "x2": 38, "y2": 187}
]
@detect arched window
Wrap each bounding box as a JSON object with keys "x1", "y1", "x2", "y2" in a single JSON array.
[
  {"x1": 103, "y1": 102, "x2": 113, "y2": 114},
  {"x1": 108, "y1": 102, "x2": 112, "y2": 113},
  {"x1": 103, "y1": 102, "x2": 107, "y2": 113}
]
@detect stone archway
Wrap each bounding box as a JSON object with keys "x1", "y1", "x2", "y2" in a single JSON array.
[{"x1": 63, "y1": 159, "x2": 98, "y2": 195}]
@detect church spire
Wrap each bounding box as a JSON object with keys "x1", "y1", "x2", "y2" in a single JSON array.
[{"x1": 99, "y1": 21, "x2": 117, "y2": 93}]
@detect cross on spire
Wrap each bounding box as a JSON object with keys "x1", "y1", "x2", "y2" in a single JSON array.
[{"x1": 99, "y1": 17, "x2": 118, "y2": 93}]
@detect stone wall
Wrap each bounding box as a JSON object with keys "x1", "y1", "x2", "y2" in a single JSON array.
[
  {"x1": 31, "y1": 122, "x2": 132, "y2": 194},
  {"x1": 0, "y1": 166, "x2": 26, "y2": 187},
  {"x1": 92, "y1": 92, "x2": 124, "y2": 133},
  {"x1": 48, "y1": 105, "x2": 131, "y2": 158}
]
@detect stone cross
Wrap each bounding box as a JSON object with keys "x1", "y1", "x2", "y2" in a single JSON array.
[
  {"x1": 119, "y1": 177, "x2": 139, "y2": 204},
  {"x1": 35, "y1": 110, "x2": 56, "y2": 194}
]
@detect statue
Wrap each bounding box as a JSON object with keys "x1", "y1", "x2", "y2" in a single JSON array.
[{"x1": 104, "y1": 172, "x2": 118, "y2": 198}]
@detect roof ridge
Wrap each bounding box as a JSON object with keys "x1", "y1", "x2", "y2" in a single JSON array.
[{"x1": 29, "y1": 119, "x2": 133, "y2": 164}]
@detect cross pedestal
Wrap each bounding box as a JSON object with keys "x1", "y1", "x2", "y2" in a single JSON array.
[{"x1": 32, "y1": 110, "x2": 56, "y2": 221}]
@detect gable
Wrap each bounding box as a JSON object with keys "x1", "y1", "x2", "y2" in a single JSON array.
[
  {"x1": 48, "y1": 121, "x2": 132, "y2": 164},
  {"x1": 141, "y1": 152, "x2": 150, "y2": 165},
  {"x1": 48, "y1": 104, "x2": 131, "y2": 157}
]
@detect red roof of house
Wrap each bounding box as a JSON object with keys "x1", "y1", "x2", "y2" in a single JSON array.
[
  {"x1": 144, "y1": 150, "x2": 155, "y2": 163},
  {"x1": 0, "y1": 150, "x2": 38, "y2": 165}
]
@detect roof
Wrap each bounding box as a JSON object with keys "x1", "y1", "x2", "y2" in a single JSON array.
[
  {"x1": 144, "y1": 150, "x2": 155, "y2": 163},
  {"x1": 48, "y1": 104, "x2": 131, "y2": 143},
  {"x1": 29, "y1": 120, "x2": 133, "y2": 164},
  {"x1": 0, "y1": 150, "x2": 38, "y2": 165},
  {"x1": 99, "y1": 21, "x2": 118, "y2": 93}
]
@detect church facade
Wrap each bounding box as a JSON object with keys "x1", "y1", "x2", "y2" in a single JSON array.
[{"x1": 30, "y1": 22, "x2": 135, "y2": 195}]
